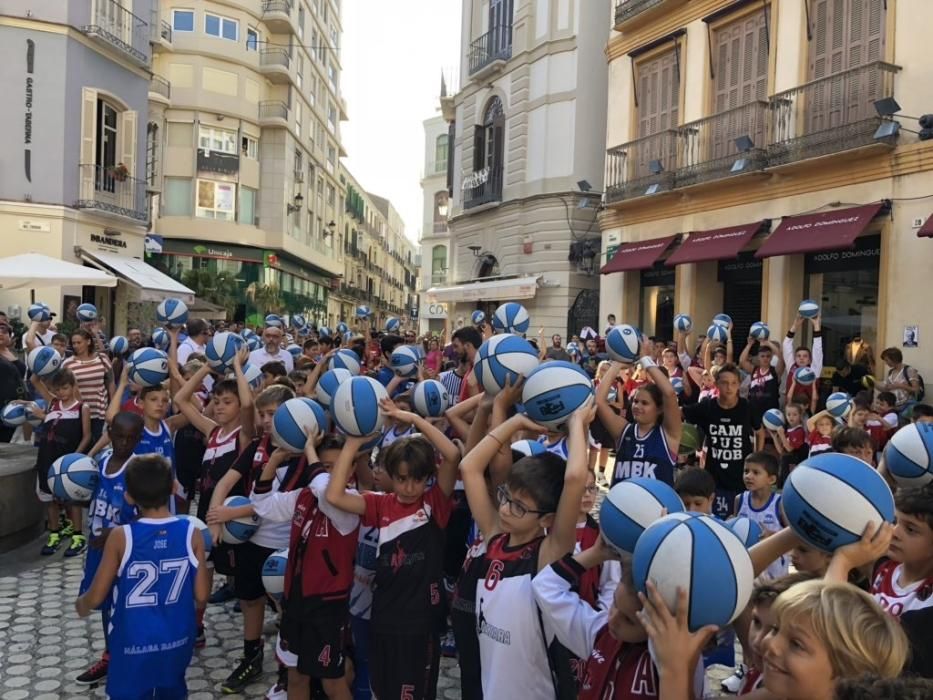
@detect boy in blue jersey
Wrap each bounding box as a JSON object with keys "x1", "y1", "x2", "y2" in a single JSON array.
[
  {"x1": 76, "y1": 454, "x2": 210, "y2": 700},
  {"x1": 75, "y1": 411, "x2": 143, "y2": 687}
]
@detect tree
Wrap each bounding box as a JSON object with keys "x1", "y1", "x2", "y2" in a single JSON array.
[
  {"x1": 246, "y1": 282, "x2": 283, "y2": 316},
  {"x1": 182, "y1": 269, "x2": 239, "y2": 316}
]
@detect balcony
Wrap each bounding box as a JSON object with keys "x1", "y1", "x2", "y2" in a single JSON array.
[
  {"x1": 261, "y1": 0, "x2": 294, "y2": 33},
  {"x1": 259, "y1": 48, "x2": 291, "y2": 83},
  {"x1": 82, "y1": 0, "x2": 149, "y2": 66},
  {"x1": 605, "y1": 130, "x2": 678, "y2": 203},
  {"x1": 76, "y1": 164, "x2": 147, "y2": 222},
  {"x1": 469, "y1": 24, "x2": 512, "y2": 78},
  {"x1": 149, "y1": 74, "x2": 171, "y2": 103},
  {"x1": 259, "y1": 100, "x2": 289, "y2": 127},
  {"x1": 613, "y1": 0, "x2": 670, "y2": 28},
  {"x1": 463, "y1": 166, "x2": 503, "y2": 209}
]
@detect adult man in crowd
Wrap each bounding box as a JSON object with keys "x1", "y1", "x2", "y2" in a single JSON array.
[
  {"x1": 249, "y1": 324, "x2": 294, "y2": 372},
  {"x1": 545, "y1": 334, "x2": 571, "y2": 361},
  {"x1": 451, "y1": 326, "x2": 482, "y2": 402},
  {"x1": 177, "y1": 319, "x2": 210, "y2": 365},
  {"x1": 579, "y1": 337, "x2": 607, "y2": 378}
]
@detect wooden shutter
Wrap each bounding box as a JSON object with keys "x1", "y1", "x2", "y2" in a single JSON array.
[
  {"x1": 492, "y1": 112, "x2": 505, "y2": 191},
  {"x1": 446, "y1": 121, "x2": 456, "y2": 195},
  {"x1": 809, "y1": 0, "x2": 884, "y2": 78},
  {"x1": 80, "y1": 88, "x2": 98, "y2": 200},
  {"x1": 121, "y1": 110, "x2": 138, "y2": 178},
  {"x1": 637, "y1": 48, "x2": 680, "y2": 138},
  {"x1": 472, "y1": 125, "x2": 485, "y2": 172}
]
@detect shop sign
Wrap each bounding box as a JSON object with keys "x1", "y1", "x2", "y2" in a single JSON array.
[
  {"x1": 161, "y1": 239, "x2": 264, "y2": 262},
  {"x1": 605, "y1": 244, "x2": 619, "y2": 262},
  {"x1": 422, "y1": 303, "x2": 446, "y2": 319},
  {"x1": 640, "y1": 263, "x2": 675, "y2": 287},
  {"x1": 804, "y1": 235, "x2": 881, "y2": 274},
  {"x1": 718, "y1": 253, "x2": 763, "y2": 283},
  {"x1": 90, "y1": 232, "x2": 128, "y2": 250},
  {"x1": 263, "y1": 251, "x2": 331, "y2": 287}
]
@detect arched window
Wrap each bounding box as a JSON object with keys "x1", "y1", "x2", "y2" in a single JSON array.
[
  {"x1": 434, "y1": 134, "x2": 448, "y2": 173},
  {"x1": 433, "y1": 191, "x2": 449, "y2": 233},
  {"x1": 431, "y1": 245, "x2": 447, "y2": 284},
  {"x1": 477, "y1": 254, "x2": 499, "y2": 279},
  {"x1": 466, "y1": 97, "x2": 505, "y2": 208}
]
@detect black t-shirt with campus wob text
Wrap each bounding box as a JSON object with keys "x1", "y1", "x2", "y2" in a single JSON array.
[{"x1": 684, "y1": 397, "x2": 759, "y2": 492}]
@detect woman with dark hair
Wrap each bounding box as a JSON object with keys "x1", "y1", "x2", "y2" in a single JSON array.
[
  {"x1": 878, "y1": 347, "x2": 923, "y2": 411},
  {"x1": 62, "y1": 328, "x2": 114, "y2": 444},
  {"x1": 0, "y1": 321, "x2": 27, "y2": 442}
]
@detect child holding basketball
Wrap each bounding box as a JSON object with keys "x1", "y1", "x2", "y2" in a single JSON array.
[
  {"x1": 734, "y1": 452, "x2": 788, "y2": 578},
  {"x1": 773, "y1": 402, "x2": 808, "y2": 485},
  {"x1": 76, "y1": 455, "x2": 210, "y2": 700},
  {"x1": 805, "y1": 409, "x2": 836, "y2": 457}
]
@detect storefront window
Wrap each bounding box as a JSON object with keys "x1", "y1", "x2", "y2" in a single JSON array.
[
  {"x1": 197, "y1": 180, "x2": 235, "y2": 221},
  {"x1": 639, "y1": 265, "x2": 675, "y2": 341}
]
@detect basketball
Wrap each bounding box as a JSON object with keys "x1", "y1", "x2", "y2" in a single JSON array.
[
  {"x1": 633, "y1": 513, "x2": 754, "y2": 631},
  {"x1": 826, "y1": 392, "x2": 852, "y2": 418},
  {"x1": 317, "y1": 368, "x2": 352, "y2": 407},
  {"x1": 343, "y1": 331, "x2": 354, "y2": 343},
  {"x1": 221, "y1": 495, "x2": 260, "y2": 544},
  {"x1": 109, "y1": 335, "x2": 129, "y2": 356},
  {"x1": 245, "y1": 335, "x2": 261, "y2": 352},
  {"x1": 491, "y1": 302, "x2": 530, "y2": 335},
  {"x1": 156, "y1": 298, "x2": 188, "y2": 327},
  {"x1": 178, "y1": 514, "x2": 213, "y2": 555},
  {"x1": 205, "y1": 332, "x2": 243, "y2": 372},
  {"x1": 26, "y1": 346, "x2": 62, "y2": 377},
  {"x1": 25, "y1": 399, "x2": 47, "y2": 427},
  {"x1": 605, "y1": 324, "x2": 642, "y2": 363},
  {"x1": 475, "y1": 334, "x2": 539, "y2": 396},
  {"x1": 412, "y1": 379, "x2": 450, "y2": 418},
  {"x1": 318, "y1": 326, "x2": 331, "y2": 338},
  {"x1": 242, "y1": 363, "x2": 263, "y2": 389},
  {"x1": 511, "y1": 439, "x2": 548, "y2": 458},
  {"x1": 782, "y1": 453, "x2": 895, "y2": 551},
  {"x1": 331, "y1": 376, "x2": 388, "y2": 436},
  {"x1": 794, "y1": 366, "x2": 816, "y2": 386},
  {"x1": 726, "y1": 516, "x2": 763, "y2": 547},
  {"x1": 712, "y1": 313, "x2": 732, "y2": 327},
  {"x1": 272, "y1": 398, "x2": 328, "y2": 452},
  {"x1": 356, "y1": 305, "x2": 371, "y2": 318},
  {"x1": 286, "y1": 344, "x2": 302, "y2": 359},
  {"x1": 128, "y1": 348, "x2": 169, "y2": 387},
  {"x1": 521, "y1": 361, "x2": 594, "y2": 430},
  {"x1": 292, "y1": 314, "x2": 307, "y2": 331},
  {"x1": 151, "y1": 327, "x2": 170, "y2": 351},
  {"x1": 798, "y1": 299, "x2": 820, "y2": 319},
  {"x1": 566, "y1": 341, "x2": 580, "y2": 356},
  {"x1": 670, "y1": 377, "x2": 684, "y2": 395},
  {"x1": 600, "y1": 478, "x2": 685, "y2": 554},
  {"x1": 265, "y1": 314, "x2": 283, "y2": 328},
  {"x1": 673, "y1": 314, "x2": 692, "y2": 333},
  {"x1": 390, "y1": 345, "x2": 421, "y2": 377},
  {"x1": 385, "y1": 317, "x2": 401, "y2": 333},
  {"x1": 884, "y1": 423, "x2": 933, "y2": 488},
  {"x1": 330, "y1": 348, "x2": 362, "y2": 375},
  {"x1": 749, "y1": 322, "x2": 770, "y2": 340},
  {"x1": 471, "y1": 310, "x2": 486, "y2": 325},
  {"x1": 27, "y1": 303, "x2": 50, "y2": 322},
  {"x1": 336, "y1": 322, "x2": 349, "y2": 335},
  {"x1": 707, "y1": 324, "x2": 728, "y2": 344},
  {"x1": 48, "y1": 453, "x2": 99, "y2": 502},
  {"x1": 678, "y1": 423, "x2": 702, "y2": 455},
  {"x1": 762, "y1": 408, "x2": 785, "y2": 432},
  {"x1": 1, "y1": 402, "x2": 27, "y2": 427},
  {"x1": 262, "y1": 548, "x2": 289, "y2": 595},
  {"x1": 242, "y1": 328, "x2": 257, "y2": 339},
  {"x1": 76, "y1": 303, "x2": 97, "y2": 322}
]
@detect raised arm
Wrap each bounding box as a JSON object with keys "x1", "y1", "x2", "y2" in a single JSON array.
[
  {"x1": 595, "y1": 361, "x2": 627, "y2": 445},
  {"x1": 380, "y1": 398, "x2": 460, "y2": 496},
  {"x1": 174, "y1": 363, "x2": 217, "y2": 437},
  {"x1": 770, "y1": 340, "x2": 786, "y2": 378},
  {"x1": 444, "y1": 391, "x2": 482, "y2": 441},
  {"x1": 806, "y1": 409, "x2": 830, "y2": 433},
  {"x1": 644, "y1": 360, "x2": 682, "y2": 453},
  {"x1": 231, "y1": 347, "x2": 255, "y2": 442},
  {"x1": 106, "y1": 363, "x2": 130, "y2": 425},
  {"x1": 810, "y1": 315, "x2": 823, "y2": 377},
  {"x1": 738, "y1": 338, "x2": 755, "y2": 374},
  {"x1": 324, "y1": 436, "x2": 367, "y2": 516}
]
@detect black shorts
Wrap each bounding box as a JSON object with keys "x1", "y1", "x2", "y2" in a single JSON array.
[
  {"x1": 370, "y1": 630, "x2": 440, "y2": 700},
  {"x1": 211, "y1": 542, "x2": 237, "y2": 576},
  {"x1": 281, "y1": 597, "x2": 349, "y2": 680},
  {"x1": 231, "y1": 541, "x2": 276, "y2": 600}
]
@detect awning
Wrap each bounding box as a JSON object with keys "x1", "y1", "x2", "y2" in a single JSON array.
[
  {"x1": 0, "y1": 253, "x2": 117, "y2": 290},
  {"x1": 755, "y1": 203, "x2": 885, "y2": 258},
  {"x1": 79, "y1": 248, "x2": 195, "y2": 303},
  {"x1": 665, "y1": 222, "x2": 764, "y2": 266},
  {"x1": 425, "y1": 275, "x2": 540, "y2": 304},
  {"x1": 600, "y1": 235, "x2": 677, "y2": 274},
  {"x1": 918, "y1": 215, "x2": 933, "y2": 238}
]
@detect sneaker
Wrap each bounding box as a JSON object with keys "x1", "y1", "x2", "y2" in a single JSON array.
[
  {"x1": 41, "y1": 531, "x2": 62, "y2": 556},
  {"x1": 195, "y1": 625, "x2": 206, "y2": 649},
  {"x1": 233, "y1": 599, "x2": 242, "y2": 613},
  {"x1": 222, "y1": 652, "x2": 264, "y2": 694},
  {"x1": 75, "y1": 653, "x2": 109, "y2": 685},
  {"x1": 440, "y1": 630, "x2": 457, "y2": 658},
  {"x1": 64, "y1": 533, "x2": 87, "y2": 557},
  {"x1": 265, "y1": 667, "x2": 288, "y2": 700},
  {"x1": 60, "y1": 519, "x2": 75, "y2": 538},
  {"x1": 209, "y1": 582, "x2": 235, "y2": 604},
  {"x1": 721, "y1": 663, "x2": 747, "y2": 694}
]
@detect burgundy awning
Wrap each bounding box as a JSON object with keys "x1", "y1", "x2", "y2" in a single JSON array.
[
  {"x1": 918, "y1": 215, "x2": 933, "y2": 238},
  {"x1": 601, "y1": 235, "x2": 677, "y2": 274},
  {"x1": 665, "y1": 222, "x2": 764, "y2": 266},
  {"x1": 755, "y1": 203, "x2": 884, "y2": 258}
]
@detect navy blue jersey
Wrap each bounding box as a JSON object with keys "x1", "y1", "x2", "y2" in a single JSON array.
[
  {"x1": 107, "y1": 517, "x2": 198, "y2": 700},
  {"x1": 612, "y1": 423, "x2": 678, "y2": 486},
  {"x1": 135, "y1": 420, "x2": 175, "y2": 474}
]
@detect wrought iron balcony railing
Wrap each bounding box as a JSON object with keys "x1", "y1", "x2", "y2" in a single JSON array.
[
  {"x1": 82, "y1": 0, "x2": 149, "y2": 65},
  {"x1": 469, "y1": 23, "x2": 512, "y2": 75},
  {"x1": 605, "y1": 130, "x2": 678, "y2": 203},
  {"x1": 76, "y1": 163, "x2": 148, "y2": 221},
  {"x1": 463, "y1": 166, "x2": 503, "y2": 209},
  {"x1": 613, "y1": 0, "x2": 665, "y2": 27}
]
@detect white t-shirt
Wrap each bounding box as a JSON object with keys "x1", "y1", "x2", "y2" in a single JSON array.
[
  {"x1": 176, "y1": 337, "x2": 204, "y2": 365},
  {"x1": 249, "y1": 347, "x2": 294, "y2": 372}
]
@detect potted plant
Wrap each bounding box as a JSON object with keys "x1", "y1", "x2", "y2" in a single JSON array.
[{"x1": 107, "y1": 162, "x2": 129, "y2": 181}]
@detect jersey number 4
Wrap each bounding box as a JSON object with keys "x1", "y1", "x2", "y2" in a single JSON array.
[{"x1": 126, "y1": 558, "x2": 190, "y2": 608}]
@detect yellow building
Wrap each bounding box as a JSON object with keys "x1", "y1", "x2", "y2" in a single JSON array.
[{"x1": 600, "y1": 0, "x2": 933, "y2": 378}]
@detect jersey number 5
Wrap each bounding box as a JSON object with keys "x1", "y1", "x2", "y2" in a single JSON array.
[{"x1": 126, "y1": 558, "x2": 190, "y2": 608}]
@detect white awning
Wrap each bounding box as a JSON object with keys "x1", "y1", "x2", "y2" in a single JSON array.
[
  {"x1": 79, "y1": 249, "x2": 195, "y2": 303},
  {"x1": 0, "y1": 253, "x2": 117, "y2": 290},
  {"x1": 425, "y1": 275, "x2": 540, "y2": 304}
]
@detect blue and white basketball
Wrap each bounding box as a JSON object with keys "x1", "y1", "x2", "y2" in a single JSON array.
[
  {"x1": 292, "y1": 314, "x2": 307, "y2": 331},
  {"x1": 156, "y1": 298, "x2": 188, "y2": 327},
  {"x1": 712, "y1": 313, "x2": 732, "y2": 327},
  {"x1": 491, "y1": 302, "x2": 530, "y2": 335},
  {"x1": 109, "y1": 335, "x2": 129, "y2": 356},
  {"x1": 670, "y1": 377, "x2": 684, "y2": 395},
  {"x1": 265, "y1": 314, "x2": 283, "y2": 328},
  {"x1": 749, "y1": 322, "x2": 770, "y2": 341},
  {"x1": 286, "y1": 344, "x2": 302, "y2": 360},
  {"x1": 726, "y1": 516, "x2": 763, "y2": 548},
  {"x1": 27, "y1": 303, "x2": 50, "y2": 322},
  {"x1": 707, "y1": 324, "x2": 728, "y2": 344},
  {"x1": 1, "y1": 402, "x2": 27, "y2": 427},
  {"x1": 794, "y1": 366, "x2": 816, "y2": 386},
  {"x1": 606, "y1": 324, "x2": 642, "y2": 363},
  {"x1": 316, "y1": 368, "x2": 352, "y2": 407},
  {"x1": 205, "y1": 332, "x2": 243, "y2": 372},
  {"x1": 242, "y1": 328, "x2": 257, "y2": 340},
  {"x1": 883, "y1": 423, "x2": 933, "y2": 488},
  {"x1": 25, "y1": 399, "x2": 47, "y2": 427},
  {"x1": 151, "y1": 327, "x2": 170, "y2": 351},
  {"x1": 673, "y1": 314, "x2": 692, "y2": 333},
  {"x1": 318, "y1": 326, "x2": 331, "y2": 338},
  {"x1": 335, "y1": 322, "x2": 348, "y2": 335},
  {"x1": 385, "y1": 318, "x2": 401, "y2": 333},
  {"x1": 343, "y1": 331, "x2": 354, "y2": 344},
  {"x1": 798, "y1": 299, "x2": 820, "y2": 319},
  {"x1": 221, "y1": 495, "x2": 260, "y2": 544},
  {"x1": 826, "y1": 392, "x2": 851, "y2": 418},
  {"x1": 783, "y1": 453, "x2": 895, "y2": 551},
  {"x1": 633, "y1": 513, "x2": 754, "y2": 631},
  {"x1": 128, "y1": 348, "x2": 169, "y2": 387},
  {"x1": 26, "y1": 346, "x2": 62, "y2": 377},
  {"x1": 272, "y1": 397, "x2": 328, "y2": 452},
  {"x1": 178, "y1": 514, "x2": 213, "y2": 555},
  {"x1": 262, "y1": 548, "x2": 289, "y2": 595},
  {"x1": 761, "y1": 409, "x2": 784, "y2": 432},
  {"x1": 390, "y1": 345, "x2": 421, "y2": 378},
  {"x1": 511, "y1": 439, "x2": 548, "y2": 458},
  {"x1": 47, "y1": 453, "x2": 99, "y2": 502},
  {"x1": 566, "y1": 341, "x2": 580, "y2": 356},
  {"x1": 471, "y1": 310, "x2": 486, "y2": 326},
  {"x1": 356, "y1": 305, "x2": 371, "y2": 319},
  {"x1": 331, "y1": 376, "x2": 388, "y2": 437},
  {"x1": 330, "y1": 349, "x2": 362, "y2": 375},
  {"x1": 242, "y1": 363, "x2": 263, "y2": 390},
  {"x1": 521, "y1": 361, "x2": 594, "y2": 430},
  {"x1": 76, "y1": 303, "x2": 98, "y2": 322},
  {"x1": 600, "y1": 478, "x2": 685, "y2": 554},
  {"x1": 245, "y1": 335, "x2": 261, "y2": 352},
  {"x1": 474, "y1": 334, "x2": 539, "y2": 395},
  {"x1": 412, "y1": 380, "x2": 450, "y2": 418}
]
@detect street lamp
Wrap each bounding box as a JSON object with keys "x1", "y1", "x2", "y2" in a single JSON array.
[
  {"x1": 467, "y1": 245, "x2": 482, "y2": 257},
  {"x1": 286, "y1": 193, "x2": 304, "y2": 214}
]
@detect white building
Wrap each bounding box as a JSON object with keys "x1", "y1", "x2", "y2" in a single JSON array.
[{"x1": 419, "y1": 114, "x2": 451, "y2": 335}]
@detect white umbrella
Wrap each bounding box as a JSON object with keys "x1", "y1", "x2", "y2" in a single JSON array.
[{"x1": 0, "y1": 253, "x2": 117, "y2": 290}]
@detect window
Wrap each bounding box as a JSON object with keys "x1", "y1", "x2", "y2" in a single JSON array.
[
  {"x1": 167, "y1": 122, "x2": 193, "y2": 147},
  {"x1": 238, "y1": 186, "x2": 257, "y2": 225},
  {"x1": 431, "y1": 245, "x2": 447, "y2": 284},
  {"x1": 327, "y1": 144, "x2": 336, "y2": 173},
  {"x1": 164, "y1": 178, "x2": 193, "y2": 216},
  {"x1": 205, "y1": 13, "x2": 238, "y2": 41},
  {"x1": 297, "y1": 54, "x2": 304, "y2": 91},
  {"x1": 298, "y1": 5, "x2": 305, "y2": 38},
  {"x1": 241, "y1": 135, "x2": 259, "y2": 159},
  {"x1": 96, "y1": 99, "x2": 118, "y2": 171},
  {"x1": 198, "y1": 126, "x2": 237, "y2": 154},
  {"x1": 295, "y1": 101, "x2": 303, "y2": 134},
  {"x1": 308, "y1": 75, "x2": 317, "y2": 107},
  {"x1": 246, "y1": 27, "x2": 259, "y2": 51},
  {"x1": 327, "y1": 103, "x2": 336, "y2": 132},
  {"x1": 327, "y1": 184, "x2": 336, "y2": 208},
  {"x1": 636, "y1": 49, "x2": 680, "y2": 137},
  {"x1": 196, "y1": 179, "x2": 235, "y2": 220},
  {"x1": 467, "y1": 97, "x2": 504, "y2": 205},
  {"x1": 172, "y1": 9, "x2": 194, "y2": 32},
  {"x1": 146, "y1": 122, "x2": 159, "y2": 186},
  {"x1": 434, "y1": 134, "x2": 448, "y2": 173},
  {"x1": 311, "y1": 30, "x2": 319, "y2": 61},
  {"x1": 294, "y1": 149, "x2": 303, "y2": 180}
]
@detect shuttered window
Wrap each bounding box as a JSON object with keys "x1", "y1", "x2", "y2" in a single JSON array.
[
  {"x1": 809, "y1": 0, "x2": 885, "y2": 79},
  {"x1": 636, "y1": 49, "x2": 680, "y2": 138}
]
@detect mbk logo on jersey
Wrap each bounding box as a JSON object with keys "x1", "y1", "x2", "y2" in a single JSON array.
[{"x1": 615, "y1": 460, "x2": 657, "y2": 479}]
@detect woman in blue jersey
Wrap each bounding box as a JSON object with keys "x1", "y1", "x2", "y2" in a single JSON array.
[{"x1": 595, "y1": 352, "x2": 682, "y2": 486}]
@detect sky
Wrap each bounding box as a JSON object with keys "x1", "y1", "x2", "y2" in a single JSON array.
[{"x1": 340, "y1": 1, "x2": 462, "y2": 245}]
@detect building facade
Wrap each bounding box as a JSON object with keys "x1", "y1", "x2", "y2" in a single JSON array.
[
  {"x1": 419, "y1": 114, "x2": 451, "y2": 335},
  {"x1": 0, "y1": 0, "x2": 192, "y2": 335},
  {"x1": 600, "y1": 0, "x2": 933, "y2": 379},
  {"x1": 144, "y1": 0, "x2": 348, "y2": 327},
  {"x1": 429, "y1": 0, "x2": 611, "y2": 338}
]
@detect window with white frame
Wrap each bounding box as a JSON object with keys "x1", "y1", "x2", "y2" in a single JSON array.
[
  {"x1": 297, "y1": 54, "x2": 304, "y2": 90},
  {"x1": 246, "y1": 27, "x2": 259, "y2": 51},
  {"x1": 239, "y1": 186, "x2": 257, "y2": 225},
  {"x1": 198, "y1": 126, "x2": 237, "y2": 154},
  {"x1": 311, "y1": 29, "x2": 319, "y2": 62},
  {"x1": 295, "y1": 101, "x2": 303, "y2": 135},
  {"x1": 241, "y1": 135, "x2": 259, "y2": 159},
  {"x1": 308, "y1": 75, "x2": 316, "y2": 107},
  {"x1": 205, "y1": 12, "x2": 238, "y2": 41},
  {"x1": 326, "y1": 144, "x2": 335, "y2": 173},
  {"x1": 298, "y1": 5, "x2": 305, "y2": 39},
  {"x1": 196, "y1": 179, "x2": 235, "y2": 220},
  {"x1": 172, "y1": 9, "x2": 194, "y2": 32},
  {"x1": 327, "y1": 103, "x2": 336, "y2": 133}
]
